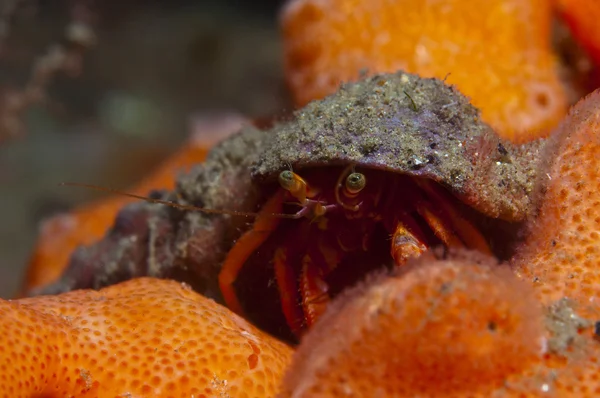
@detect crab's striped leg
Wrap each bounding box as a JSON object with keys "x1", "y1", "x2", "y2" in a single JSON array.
[
  {"x1": 396, "y1": 178, "x2": 467, "y2": 249},
  {"x1": 275, "y1": 224, "x2": 348, "y2": 335},
  {"x1": 275, "y1": 233, "x2": 341, "y2": 336},
  {"x1": 298, "y1": 226, "x2": 361, "y2": 332},
  {"x1": 415, "y1": 201, "x2": 465, "y2": 248},
  {"x1": 415, "y1": 179, "x2": 492, "y2": 254},
  {"x1": 219, "y1": 190, "x2": 286, "y2": 316},
  {"x1": 274, "y1": 250, "x2": 332, "y2": 337},
  {"x1": 299, "y1": 255, "x2": 331, "y2": 330},
  {"x1": 273, "y1": 246, "x2": 306, "y2": 335}
]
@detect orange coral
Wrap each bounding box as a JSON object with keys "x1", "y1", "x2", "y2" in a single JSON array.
[
  {"x1": 0, "y1": 277, "x2": 292, "y2": 397},
  {"x1": 23, "y1": 114, "x2": 247, "y2": 293},
  {"x1": 281, "y1": 0, "x2": 567, "y2": 142},
  {"x1": 280, "y1": 258, "x2": 546, "y2": 397},
  {"x1": 555, "y1": 0, "x2": 600, "y2": 67},
  {"x1": 513, "y1": 90, "x2": 600, "y2": 313},
  {"x1": 281, "y1": 257, "x2": 600, "y2": 397}
]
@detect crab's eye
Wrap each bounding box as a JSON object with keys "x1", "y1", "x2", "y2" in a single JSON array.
[
  {"x1": 279, "y1": 170, "x2": 309, "y2": 203},
  {"x1": 278, "y1": 170, "x2": 296, "y2": 190},
  {"x1": 279, "y1": 170, "x2": 307, "y2": 193},
  {"x1": 345, "y1": 172, "x2": 366, "y2": 194}
]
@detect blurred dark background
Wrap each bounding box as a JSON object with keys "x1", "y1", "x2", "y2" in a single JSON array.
[{"x1": 0, "y1": 0, "x2": 288, "y2": 297}]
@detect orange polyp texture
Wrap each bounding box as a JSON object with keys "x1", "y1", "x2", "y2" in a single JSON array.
[
  {"x1": 0, "y1": 277, "x2": 292, "y2": 397},
  {"x1": 281, "y1": 0, "x2": 567, "y2": 142},
  {"x1": 23, "y1": 114, "x2": 247, "y2": 293},
  {"x1": 280, "y1": 260, "x2": 545, "y2": 397},
  {"x1": 513, "y1": 90, "x2": 600, "y2": 311},
  {"x1": 556, "y1": 0, "x2": 600, "y2": 66}
]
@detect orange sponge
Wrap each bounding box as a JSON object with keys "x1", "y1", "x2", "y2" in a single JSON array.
[
  {"x1": 513, "y1": 90, "x2": 600, "y2": 311},
  {"x1": 281, "y1": 259, "x2": 545, "y2": 397},
  {"x1": 0, "y1": 277, "x2": 292, "y2": 397},
  {"x1": 282, "y1": 0, "x2": 567, "y2": 142}
]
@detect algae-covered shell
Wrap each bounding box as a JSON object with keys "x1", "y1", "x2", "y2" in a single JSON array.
[{"x1": 252, "y1": 71, "x2": 542, "y2": 221}]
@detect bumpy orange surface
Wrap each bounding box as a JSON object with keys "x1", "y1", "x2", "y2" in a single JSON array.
[
  {"x1": 0, "y1": 277, "x2": 292, "y2": 397},
  {"x1": 281, "y1": 257, "x2": 600, "y2": 397},
  {"x1": 513, "y1": 90, "x2": 600, "y2": 315},
  {"x1": 282, "y1": 0, "x2": 567, "y2": 142},
  {"x1": 280, "y1": 259, "x2": 548, "y2": 397},
  {"x1": 23, "y1": 114, "x2": 246, "y2": 293},
  {"x1": 556, "y1": 0, "x2": 600, "y2": 67}
]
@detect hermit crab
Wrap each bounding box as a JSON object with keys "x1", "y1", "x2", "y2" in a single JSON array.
[
  {"x1": 33, "y1": 71, "x2": 542, "y2": 341},
  {"x1": 219, "y1": 71, "x2": 543, "y2": 338}
]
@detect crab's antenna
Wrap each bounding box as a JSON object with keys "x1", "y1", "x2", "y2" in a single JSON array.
[{"x1": 59, "y1": 182, "x2": 300, "y2": 219}]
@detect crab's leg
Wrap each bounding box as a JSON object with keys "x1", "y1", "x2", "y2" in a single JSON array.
[
  {"x1": 273, "y1": 246, "x2": 305, "y2": 335},
  {"x1": 299, "y1": 254, "x2": 330, "y2": 329},
  {"x1": 277, "y1": 224, "x2": 348, "y2": 335},
  {"x1": 218, "y1": 190, "x2": 286, "y2": 316},
  {"x1": 390, "y1": 180, "x2": 463, "y2": 248},
  {"x1": 297, "y1": 229, "x2": 350, "y2": 331},
  {"x1": 274, "y1": 248, "x2": 331, "y2": 337},
  {"x1": 375, "y1": 176, "x2": 430, "y2": 264},
  {"x1": 273, "y1": 217, "x2": 319, "y2": 336},
  {"x1": 415, "y1": 179, "x2": 492, "y2": 254},
  {"x1": 390, "y1": 218, "x2": 428, "y2": 264},
  {"x1": 415, "y1": 201, "x2": 465, "y2": 248}
]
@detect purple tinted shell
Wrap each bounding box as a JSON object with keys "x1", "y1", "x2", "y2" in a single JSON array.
[{"x1": 252, "y1": 71, "x2": 542, "y2": 221}]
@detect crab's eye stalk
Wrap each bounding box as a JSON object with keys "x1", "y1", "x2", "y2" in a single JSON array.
[
  {"x1": 278, "y1": 170, "x2": 308, "y2": 203},
  {"x1": 345, "y1": 172, "x2": 366, "y2": 194}
]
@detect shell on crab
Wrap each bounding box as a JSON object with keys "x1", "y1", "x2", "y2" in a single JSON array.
[{"x1": 253, "y1": 71, "x2": 543, "y2": 222}]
